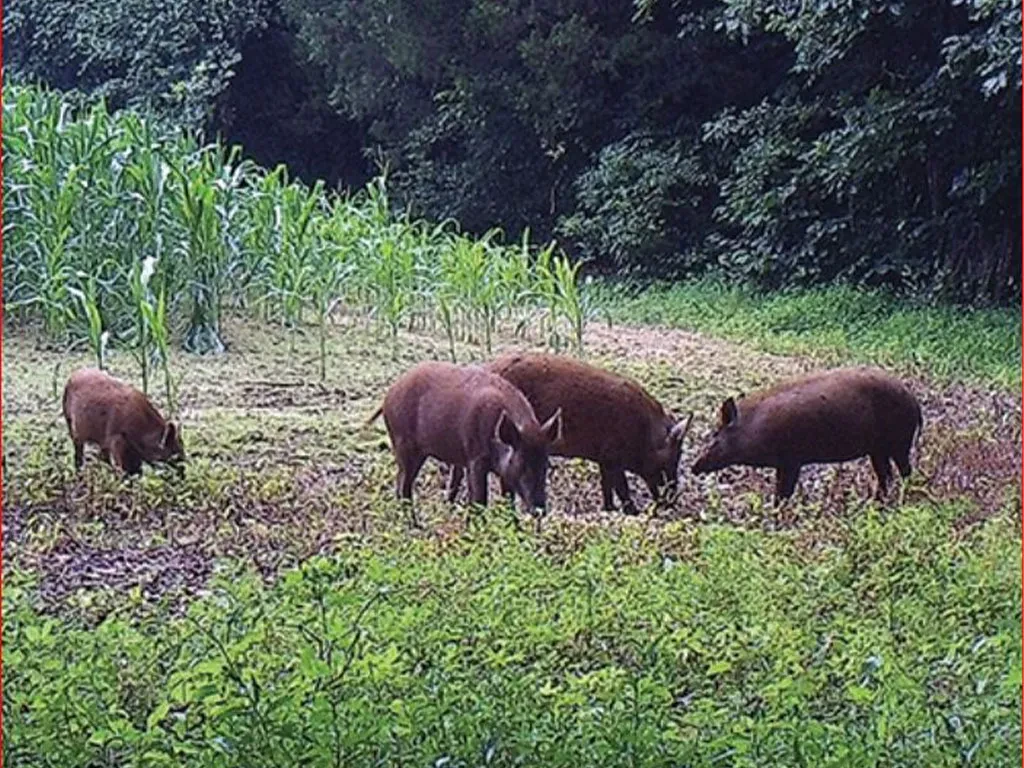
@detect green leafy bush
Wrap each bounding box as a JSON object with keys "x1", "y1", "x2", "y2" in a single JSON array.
[
  {"x1": 556, "y1": 134, "x2": 714, "y2": 275},
  {"x1": 4, "y1": 506, "x2": 1020, "y2": 766},
  {"x1": 4, "y1": 0, "x2": 272, "y2": 127}
]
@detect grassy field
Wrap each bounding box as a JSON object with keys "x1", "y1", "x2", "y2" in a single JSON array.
[
  {"x1": 4, "y1": 284, "x2": 1021, "y2": 766},
  {"x1": 597, "y1": 279, "x2": 1022, "y2": 391}
]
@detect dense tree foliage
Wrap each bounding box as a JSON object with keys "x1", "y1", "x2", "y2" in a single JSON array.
[
  {"x1": 5, "y1": 0, "x2": 272, "y2": 127},
  {"x1": 690, "y1": 0, "x2": 1022, "y2": 301},
  {"x1": 5, "y1": 0, "x2": 1020, "y2": 303}
]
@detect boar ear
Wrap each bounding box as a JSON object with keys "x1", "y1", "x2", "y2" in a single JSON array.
[
  {"x1": 670, "y1": 412, "x2": 694, "y2": 444},
  {"x1": 161, "y1": 422, "x2": 177, "y2": 449},
  {"x1": 496, "y1": 411, "x2": 521, "y2": 447},
  {"x1": 541, "y1": 407, "x2": 563, "y2": 444},
  {"x1": 720, "y1": 397, "x2": 738, "y2": 427}
]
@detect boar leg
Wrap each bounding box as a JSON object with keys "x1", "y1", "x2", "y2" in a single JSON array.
[
  {"x1": 447, "y1": 465, "x2": 464, "y2": 503},
  {"x1": 396, "y1": 451, "x2": 426, "y2": 500},
  {"x1": 774, "y1": 465, "x2": 800, "y2": 504},
  {"x1": 498, "y1": 477, "x2": 515, "y2": 506},
  {"x1": 467, "y1": 460, "x2": 489, "y2": 506},
  {"x1": 109, "y1": 435, "x2": 143, "y2": 476},
  {"x1": 869, "y1": 454, "x2": 893, "y2": 501},
  {"x1": 893, "y1": 449, "x2": 912, "y2": 479},
  {"x1": 611, "y1": 466, "x2": 638, "y2": 515},
  {"x1": 599, "y1": 465, "x2": 616, "y2": 511},
  {"x1": 73, "y1": 441, "x2": 85, "y2": 470},
  {"x1": 599, "y1": 464, "x2": 636, "y2": 513},
  {"x1": 393, "y1": 456, "x2": 421, "y2": 499}
]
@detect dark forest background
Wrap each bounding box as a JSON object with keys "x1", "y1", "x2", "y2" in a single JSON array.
[{"x1": 6, "y1": 0, "x2": 1021, "y2": 304}]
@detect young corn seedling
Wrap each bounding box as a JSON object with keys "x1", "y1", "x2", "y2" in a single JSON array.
[
  {"x1": 369, "y1": 233, "x2": 417, "y2": 358},
  {"x1": 268, "y1": 176, "x2": 324, "y2": 350},
  {"x1": 308, "y1": 231, "x2": 354, "y2": 381},
  {"x1": 142, "y1": 284, "x2": 176, "y2": 415},
  {"x1": 126, "y1": 256, "x2": 160, "y2": 394},
  {"x1": 551, "y1": 253, "x2": 587, "y2": 356}
]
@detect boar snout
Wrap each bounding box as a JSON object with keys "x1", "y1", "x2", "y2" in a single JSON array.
[
  {"x1": 691, "y1": 443, "x2": 731, "y2": 474},
  {"x1": 692, "y1": 398, "x2": 739, "y2": 475}
]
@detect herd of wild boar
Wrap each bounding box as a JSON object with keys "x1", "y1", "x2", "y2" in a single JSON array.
[{"x1": 62, "y1": 353, "x2": 923, "y2": 515}]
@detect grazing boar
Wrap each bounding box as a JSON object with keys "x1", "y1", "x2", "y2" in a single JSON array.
[
  {"x1": 455, "y1": 353, "x2": 692, "y2": 514},
  {"x1": 367, "y1": 361, "x2": 562, "y2": 514},
  {"x1": 691, "y1": 367, "x2": 923, "y2": 503},
  {"x1": 62, "y1": 368, "x2": 185, "y2": 476}
]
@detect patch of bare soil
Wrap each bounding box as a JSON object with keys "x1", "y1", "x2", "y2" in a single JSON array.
[
  {"x1": 582, "y1": 322, "x2": 815, "y2": 379},
  {"x1": 35, "y1": 541, "x2": 212, "y2": 616}
]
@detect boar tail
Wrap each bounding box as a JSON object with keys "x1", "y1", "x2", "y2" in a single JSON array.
[
  {"x1": 61, "y1": 378, "x2": 72, "y2": 422},
  {"x1": 362, "y1": 406, "x2": 384, "y2": 429}
]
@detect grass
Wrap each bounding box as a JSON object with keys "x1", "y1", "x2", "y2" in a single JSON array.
[{"x1": 597, "y1": 279, "x2": 1021, "y2": 390}]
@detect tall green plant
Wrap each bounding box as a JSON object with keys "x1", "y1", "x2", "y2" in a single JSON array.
[
  {"x1": 126, "y1": 257, "x2": 158, "y2": 394},
  {"x1": 67, "y1": 274, "x2": 108, "y2": 370}
]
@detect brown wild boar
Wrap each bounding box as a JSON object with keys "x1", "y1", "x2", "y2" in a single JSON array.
[
  {"x1": 367, "y1": 361, "x2": 562, "y2": 514},
  {"x1": 62, "y1": 368, "x2": 185, "y2": 476},
  {"x1": 451, "y1": 353, "x2": 692, "y2": 514},
  {"x1": 691, "y1": 367, "x2": 922, "y2": 503}
]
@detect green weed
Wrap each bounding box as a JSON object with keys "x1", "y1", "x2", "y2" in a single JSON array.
[{"x1": 3, "y1": 506, "x2": 1019, "y2": 767}]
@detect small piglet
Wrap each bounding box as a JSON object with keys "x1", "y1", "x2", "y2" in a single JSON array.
[
  {"x1": 480, "y1": 353, "x2": 692, "y2": 514},
  {"x1": 63, "y1": 368, "x2": 185, "y2": 476},
  {"x1": 369, "y1": 361, "x2": 562, "y2": 514},
  {"x1": 692, "y1": 367, "x2": 922, "y2": 503}
]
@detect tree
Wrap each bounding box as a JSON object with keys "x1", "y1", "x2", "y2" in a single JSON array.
[
  {"x1": 695, "y1": 0, "x2": 1021, "y2": 302},
  {"x1": 5, "y1": 0, "x2": 272, "y2": 128}
]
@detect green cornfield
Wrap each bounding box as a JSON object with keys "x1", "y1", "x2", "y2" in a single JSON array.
[{"x1": 2, "y1": 83, "x2": 596, "y2": 392}]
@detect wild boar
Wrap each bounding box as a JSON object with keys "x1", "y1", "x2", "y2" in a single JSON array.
[
  {"x1": 452, "y1": 353, "x2": 692, "y2": 514},
  {"x1": 691, "y1": 367, "x2": 923, "y2": 503},
  {"x1": 367, "y1": 361, "x2": 562, "y2": 514},
  {"x1": 62, "y1": 368, "x2": 185, "y2": 476}
]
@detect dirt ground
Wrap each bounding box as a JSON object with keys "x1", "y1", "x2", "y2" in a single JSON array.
[{"x1": 4, "y1": 315, "x2": 1020, "y2": 617}]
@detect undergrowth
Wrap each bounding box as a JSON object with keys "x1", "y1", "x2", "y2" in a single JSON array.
[
  {"x1": 598, "y1": 279, "x2": 1021, "y2": 390},
  {"x1": 4, "y1": 504, "x2": 1020, "y2": 767}
]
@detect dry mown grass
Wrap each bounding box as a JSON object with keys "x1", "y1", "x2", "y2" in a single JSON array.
[{"x1": 4, "y1": 315, "x2": 1020, "y2": 618}]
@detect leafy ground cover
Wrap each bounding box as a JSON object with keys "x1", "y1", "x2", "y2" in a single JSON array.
[{"x1": 3, "y1": 295, "x2": 1021, "y2": 766}]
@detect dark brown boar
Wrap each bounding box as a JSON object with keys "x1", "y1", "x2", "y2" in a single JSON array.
[
  {"x1": 62, "y1": 368, "x2": 185, "y2": 476},
  {"x1": 367, "y1": 361, "x2": 562, "y2": 514},
  {"x1": 691, "y1": 367, "x2": 923, "y2": 503},
  {"x1": 456, "y1": 353, "x2": 692, "y2": 514}
]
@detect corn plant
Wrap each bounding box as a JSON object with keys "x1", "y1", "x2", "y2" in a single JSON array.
[
  {"x1": 270, "y1": 178, "x2": 325, "y2": 341},
  {"x1": 235, "y1": 165, "x2": 285, "y2": 315},
  {"x1": 550, "y1": 254, "x2": 586, "y2": 355},
  {"x1": 2, "y1": 93, "x2": 84, "y2": 338},
  {"x1": 169, "y1": 151, "x2": 231, "y2": 354},
  {"x1": 368, "y1": 231, "x2": 417, "y2": 357},
  {"x1": 142, "y1": 284, "x2": 176, "y2": 414},
  {"x1": 125, "y1": 257, "x2": 160, "y2": 394},
  {"x1": 67, "y1": 273, "x2": 108, "y2": 370},
  {"x1": 308, "y1": 225, "x2": 354, "y2": 381}
]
